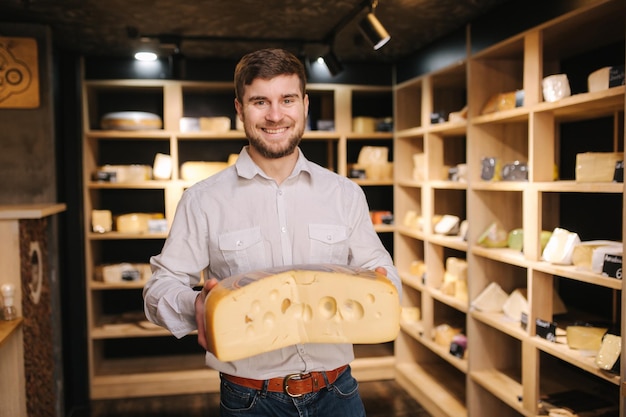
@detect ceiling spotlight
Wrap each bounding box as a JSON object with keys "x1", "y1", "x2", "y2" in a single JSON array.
[
  {"x1": 134, "y1": 51, "x2": 158, "y2": 61},
  {"x1": 359, "y1": 1, "x2": 391, "y2": 50},
  {"x1": 321, "y1": 50, "x2": 344, "y2": 76}
]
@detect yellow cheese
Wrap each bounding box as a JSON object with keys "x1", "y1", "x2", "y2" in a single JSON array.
[
  {"x1": 116, "y1": 213, "x2": 164, "y2": 233},
  {"x1": 199, "y1": 116, "x2": 231, "y2": 132},
  {"x1": 180, "y1": 161, "x2": 229, "y2": 182},
  {"x1": 575, "y1": 152, "x2": 623, "y2": 182},
  {"x1": 205, "y1": 264, "x2": 400, "y2": 361},
  {"x1": 566, "y1": 325, "x2": 608, "y2": 351},
  {"x1": 572, "y1": 240, "x2": 622, "y2": 270}
]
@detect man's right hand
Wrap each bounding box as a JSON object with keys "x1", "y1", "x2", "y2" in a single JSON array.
[{"x1": 195, "y1": 278, "x2": 219, "y2": 350}]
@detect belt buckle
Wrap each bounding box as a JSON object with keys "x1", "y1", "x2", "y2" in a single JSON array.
[{"x1": 283, "y1": 373, "x2": 304, "y2": 398}]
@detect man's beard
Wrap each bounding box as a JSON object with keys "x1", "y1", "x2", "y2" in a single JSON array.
[{"x1": 245, "y1": 123, "x2": 304, "y2": 159}]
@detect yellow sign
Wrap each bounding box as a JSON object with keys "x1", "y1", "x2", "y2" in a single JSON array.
[{"x1": 0, "y1": 37, "x2": 39, "y2": 108}]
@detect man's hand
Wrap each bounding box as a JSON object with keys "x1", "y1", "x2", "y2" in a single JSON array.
[
  {"x1": 375, "y1": 266, "x2": 388, "y2": 276},
  {"x1": 195, "y1": 278, "x2": 219, "y2": 350}
]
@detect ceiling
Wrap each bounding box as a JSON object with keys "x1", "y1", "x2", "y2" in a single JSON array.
[{"x1": 1, "y1": 0, "x2": 513, "y2": 63}]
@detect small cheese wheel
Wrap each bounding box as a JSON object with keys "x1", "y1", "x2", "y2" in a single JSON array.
[{"x1": 205, "y1": 264, "x2": 400, "y2": 361}]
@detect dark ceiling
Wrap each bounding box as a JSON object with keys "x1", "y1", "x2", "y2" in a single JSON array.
[{"x1": 0, "y1": 0, "x2": 513, "y2": 63}]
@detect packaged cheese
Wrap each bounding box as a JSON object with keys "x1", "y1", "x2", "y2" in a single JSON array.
[{"x1": 204, "y1": 264, "x2": 400, "y2": 361}]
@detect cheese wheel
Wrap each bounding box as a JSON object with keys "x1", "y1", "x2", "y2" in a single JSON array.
[{"x1": 204, "y1": 264, "x2": 400, "y2": 361}]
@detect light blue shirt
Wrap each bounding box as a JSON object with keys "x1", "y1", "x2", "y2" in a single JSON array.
[{"x1": 144, "y1": 146, "x2": 401, "y2": 379}]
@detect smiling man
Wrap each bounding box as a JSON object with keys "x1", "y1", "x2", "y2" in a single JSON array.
[{"x1": 143, "y1": 48, "x2": 401, "y2": 417}]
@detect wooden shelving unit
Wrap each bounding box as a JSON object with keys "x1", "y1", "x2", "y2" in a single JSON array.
[
  {"x1": 393, "y1": 1, "x2": 625, "y2": 416},
  {"x1": 81, "y1": 77, "x2": 395, "y2": 398}
]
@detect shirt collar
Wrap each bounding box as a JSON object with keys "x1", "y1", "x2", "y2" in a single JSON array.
[{"x1": 235, "y1": 146, "x2": 312, "y2": 181}]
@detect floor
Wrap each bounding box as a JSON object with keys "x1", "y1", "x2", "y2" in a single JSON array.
[{"x1": 80, "y1": 379, "x2": 432, "y2": 417}]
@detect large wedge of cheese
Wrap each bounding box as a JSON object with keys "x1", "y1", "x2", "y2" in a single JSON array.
[{"x1": 205, "y1": 264, "x2": 400, "y2": 361}]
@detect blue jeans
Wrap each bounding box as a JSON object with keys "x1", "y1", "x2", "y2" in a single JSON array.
[{"x1": 219, "y1": 365, "x2": 366, "y2": 417}]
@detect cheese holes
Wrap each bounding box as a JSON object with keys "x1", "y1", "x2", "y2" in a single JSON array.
[
  {"x1": 339, "y1": 299, "x2": 365, "y2": 321},
  {"x1": 319, "y1": 296, "x2": 338, "y2": 319}
]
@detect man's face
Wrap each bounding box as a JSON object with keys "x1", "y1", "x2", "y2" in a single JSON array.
[{"x1": 235, "y1": 74, "x2": 309, "y2": 159}]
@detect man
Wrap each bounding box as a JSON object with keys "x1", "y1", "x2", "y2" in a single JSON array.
[{"x1": 143, "y1": 48, "x2": 401, "y2": 417}]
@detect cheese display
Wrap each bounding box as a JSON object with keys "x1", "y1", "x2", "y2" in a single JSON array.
[
  {"x1": 91, "y1": 209, "x2": 112, "y2": 233},
  {"x1": 116, "y1": 212, "x2": 164, "y2": 233},
  {"x1": 502, "y1": 288, "x2": 528, "y2": 322},
  {"x1": 566, "y1": 325, "x2": 608, "y2": 351},
  {"x1": 542, "y1": 74, "x2": 571, "y2": 102},
  {"x1": 471, "y1": 282, "x2": 509, "y2": 313},
  {"x1": 595, "y1": 333, "x2": 621, "y2": 372},
  {"x1": 542, "y1": 228, "x2": 581, "y2": 265},
  {"x1": 441, "y1": 257, "x2": 468, "y2": 302},
  {"x1": 95, "y1": 263, "x2": 151, "y2": 284},
  {"x1": 199, "y1": 116, "x2": 231, "y2": 133},
  {"x1": 180, "y1": 161, "x2": 229, "y2": 182},
  {"x1": 572, "y1": 240, "x2": 622, "y2": 270},
  {"x1": 587, "y1": 65, "x2": 625, "y2": 92},
  {"x1": 575, "y1": 152, "x2": 623, "y2": 182},
  {"x1": 152, "y1": 153, "x2": 172, "y2": 180},
  {"x1": 477, "y1": 222, "x2": 508, "y2": 248},
  {"x1": 94, "y1": 164, "x2": 153, "y2": 183},
  {"x1": 204, "y1": 264, "x2": 400, "y2": 361},
  {"x1": 100, "y1": 111, "x2": 162, "y2": 130},
  {"x1": 434, "y1": 214, "x2": 460, "y2": 235}
]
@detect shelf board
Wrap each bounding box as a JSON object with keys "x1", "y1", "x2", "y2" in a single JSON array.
[
  {"x1": 469, "y1": 181, "x2": 528, "y2": 191},
  {"x1": 353, "y1": 179, "x2": 394, "y2": 186},
  {"x1": 373, "y1": 224, "x2": 395, "y2": 233},
  {"x1": 85, "y1": 130, "x2": 172, "y2": 139},
  {"x1": 396, "y1": 362, "x2": 467, "y2": 417},
  {"x1": 427, "y1": 121, "x2": 467, "y2": 136},
  {"x1": 531, "y1": 262, "x2": 622, "y2": 290},
  {"x1": 90, "y1": 281, "x2": 147, "y2": 290},
  {"x1": 346, "y1": 132, "x2": 394, "y2": 140},
  {"x1": 0, "y1": 318, "x2": 22, "y2": 348},
  {"x1": 533, "y1": 180, "x2": 624, "y2": 194},
  {"x1": 395, "y1": 178, "x2": 424, "y2": 188},
  {"x1": 88, "y1": 180, "x2": 169, "y2": 189},
  {"x1": 469, "y1": 369, "x2": 529, "y2": 416},
  {"x1": 534, "y1": 86, "x2": 626, "y2": 121},
  {"x1": 396, "y1": 225, "x2": 426, "y2": 241},
  {"x1": 470, "y1": 311, "x2": 528, "y2": 340},
  {"x1": 470, "y1": 107, "x2": 530, "y2": 125},
  {"x1": 88, "y1": 231, "x2": 168, "y2": 240},
  {"x1": 429, "y1": 288, "x2": 468, "y2": 313},
  {"x1": 395, "y1": 126, "x2": 426, "y2": 138},
  {"x1": 428, "y1": 234, "x2": 468, "y2": 252},
  {"x1": 400, "y1": 271, "x2": 425, "y2": 291},
  {"x1": 470, "y1": 246, "x2": 529, "y2": 268},
  {"x1": 530, "y1": 336, "x2": 621, "y2": 386},
  {"x1": 91, "y1": 322, "x2": 171, "y2": 339},
  {"x1": 429, "y1": 180, "x2": 468, "y2": 190},
  {"x1": 399, "y1": 321, "x2": 468, "y2": 373}
]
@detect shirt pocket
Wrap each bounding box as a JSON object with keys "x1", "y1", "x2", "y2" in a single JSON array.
[
  {"x1": 218, "y1": 227, "x2": 268, "y2": 275},
  {"x1": 308, "y1": 224, "x2": 350, "y2": 264}
]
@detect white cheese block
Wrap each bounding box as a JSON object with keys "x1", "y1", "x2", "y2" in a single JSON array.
[
  {"x1": 542, "y1": 228, "x2": 581, "y2": 265},
  {"x1": 205, "y1": 264, "x2": 400, "y2": 361},
  {"x1": 91, "y1": 209, "x2": 112, "y2": 233},
  {"x1": 434, "y1": 214, "x2": 460, "y2": 235},
  {"x1": 592, "y1": 244, "x2": 623, "y2": 273},
  {"x1": 502, "y1": 288, "x2": 528, "y2": 322},
  {"x1": 152, "y1": 153, "x2": 172, "y2": 180},
  {"x1": 471, "y1": 282, "x2": 509, "y2": 313}
]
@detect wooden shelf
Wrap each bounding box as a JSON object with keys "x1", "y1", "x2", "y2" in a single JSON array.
[{"x1": 0, "y1": 318, "x2": 22, "y2": 348}]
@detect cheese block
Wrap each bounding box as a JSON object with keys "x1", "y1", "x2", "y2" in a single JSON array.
[
  {"x1": 575, "y1": 152, "x2": 623, "y2": 182},
  {"x1": 471, "y1": 282, "x2": 508, "y2": 313},
  {"x1": 180, "y1": 161, "x2": 229, "y2": 182},
  {"x1": 91, "y1": 209, "x2": 112, "y2": 233},
  {"x1": 205, "y1": 264, "x2": 400, "y2": 361},
  {"x1": 595, "y1": 333, "x2": 621, "y2": 372},
  {"x1": 434, "y1": 214, "x2": 460, "y2": 235},
  {"x1": 502, "y1": 288, "x2": 528, "y2": 322},
  {"x1": 542, "y1": 227, "x2": 581, "y2": 265},
  {"x1": 199, "y1": 116, "x2": 231, "y2": 133},
  {"x1": 101, "y1": 111, "x2": 162, "y2": 130},
  {"x1": 572, "y1": 240, "x2": 622, "y2": 270},
  {"x1": 95, "y1": 263, "x2": 151, "y2": 283},
  {"x1": 116, "y1": 212, "x2": 164, "y2": 233},
  {"x1": 566, "y1": 325, "x2": 608, "y2": 351}
]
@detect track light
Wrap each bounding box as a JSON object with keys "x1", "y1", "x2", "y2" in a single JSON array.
[
  {"x1": 359, "y1": 1, "x2": 391, "y2": 50},
  {"x1": 321, "y1": 50, "x2": 344, "y2": 76}
]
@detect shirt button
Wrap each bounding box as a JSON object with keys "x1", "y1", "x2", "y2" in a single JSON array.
[
  {"x1": 236, "y1": 240, "x2": 243, "y2": 247},
  {"x1": 326, "y1": 235, "x2": 332, "y2": 241},
  {"x1": 281, "y1": 227, "x2": 287, "y2": 233},
  {"x1": 278, "y1": 190, "x2": 283, "y2": 196}
]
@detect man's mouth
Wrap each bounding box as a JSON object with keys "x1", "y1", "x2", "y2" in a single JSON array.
[{"x1": 262, "y1": 127, "x2": 288, "y2": 134}]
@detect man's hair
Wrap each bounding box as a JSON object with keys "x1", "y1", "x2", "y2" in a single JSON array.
[{"x1": 234, "y1": 48, "x2": 306, "y2": 103}]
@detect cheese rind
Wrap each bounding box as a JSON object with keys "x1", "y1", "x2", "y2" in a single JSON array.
[{"x1": 205, "y1": 264, "x2": 400, "y2": 361}]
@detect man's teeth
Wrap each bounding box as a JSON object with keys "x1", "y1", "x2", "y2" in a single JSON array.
[{"x1": 264, "y1": 127, "x2": 287, "y2": 134}]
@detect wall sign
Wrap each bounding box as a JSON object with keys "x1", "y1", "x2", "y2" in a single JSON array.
[{"x1": 0, "y1": 37, "x2": 39, "y2": 108}]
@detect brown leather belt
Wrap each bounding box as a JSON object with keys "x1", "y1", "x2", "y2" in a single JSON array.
[{"x1": 221, "y1": 365, "x2": 348, "y2": 397}]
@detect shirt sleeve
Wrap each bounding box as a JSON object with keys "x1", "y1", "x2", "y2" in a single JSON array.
[
  {"x1": 345, "y1": 182, "x2": 402, "y2": 299},
  {"x1": 143, "y1": 190, "x2": 209, "y2": 338}
]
